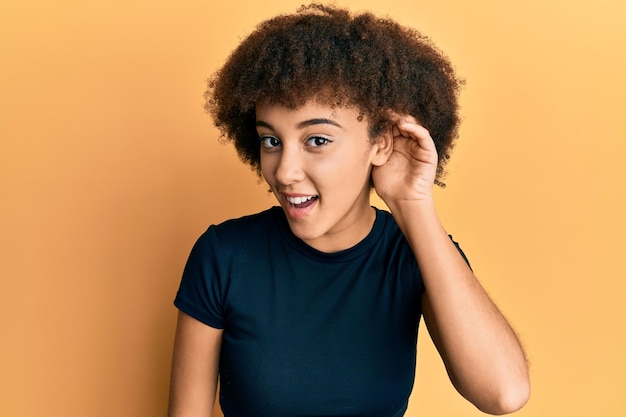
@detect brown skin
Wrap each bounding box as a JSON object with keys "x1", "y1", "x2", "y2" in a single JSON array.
[
  {"x1": 206, "y1": 4, "x2": 463, "y2": 184},
  {"x1": 168, "y1": 106, "x2": 530, "y2": 416},
  {"x1": 168, "y1": 312, "x2": 222, "y2": 417},
  {"x1": 373, "y1": 113, "x2": 530, "y2": 413},
  {"x1": 256, "y1": 101, "x2": 390, "y2": 252},
  {"x1": 169, "y1": 4, "x2": 529, "y2": 416}
]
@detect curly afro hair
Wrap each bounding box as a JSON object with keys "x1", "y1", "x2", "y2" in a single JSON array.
[{"x1": 205, "y1": 3, "x2": 463, "y2": 183}]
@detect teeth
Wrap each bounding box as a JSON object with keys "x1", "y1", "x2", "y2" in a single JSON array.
[{"x1": 287, "y1": 195, "x2": 315, "y2": 205}]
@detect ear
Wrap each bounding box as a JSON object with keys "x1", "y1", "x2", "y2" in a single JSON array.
[{"x1": 370, "y1": 128, "x2": 394, "y2": 167}]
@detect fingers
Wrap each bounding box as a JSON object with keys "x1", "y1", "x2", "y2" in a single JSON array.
[{"x1": 387, "y1": 110, "x2": 436, "y2": 153}]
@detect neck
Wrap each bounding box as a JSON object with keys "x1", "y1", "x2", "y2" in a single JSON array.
[{"x1": 304, "y1": 196, "x2": 375, "y2": 253}]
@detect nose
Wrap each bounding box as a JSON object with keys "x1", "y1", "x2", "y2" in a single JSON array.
[{"x1": 274, "y1": 146, "x2": 305, "y2": 186}]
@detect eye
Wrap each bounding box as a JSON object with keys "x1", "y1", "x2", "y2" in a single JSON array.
[
  {"x1": 307, "y1": 136, "x2": 331, "y2": 147},
  {"x1": 259, "y1": 136, "x2": 281, "y2": 149}
]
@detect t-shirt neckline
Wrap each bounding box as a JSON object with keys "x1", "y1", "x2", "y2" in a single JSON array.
[{"x1": 270, "y1": 206, "x2": 388, "y2": 263}]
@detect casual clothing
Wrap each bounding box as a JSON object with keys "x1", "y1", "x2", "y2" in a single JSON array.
[{"x1": 175, "y1": 206, "x2": 466, "y2": 417}]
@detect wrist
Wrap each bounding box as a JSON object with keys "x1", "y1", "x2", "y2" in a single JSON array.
[
  {"x1": 387, "y1": 198, "x2": 435, "y2": 218},
  {"x1": 387, "y1": 199, "x2": 440, "y2": 232}
]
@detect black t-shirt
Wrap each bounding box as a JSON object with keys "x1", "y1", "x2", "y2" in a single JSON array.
[{"x1": 175, "y1": 206, "x2": 428, "y2": 416}]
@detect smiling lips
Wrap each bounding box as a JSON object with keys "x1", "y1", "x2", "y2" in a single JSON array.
[{"x1": 286, "y1": 195, "x2": 318, "y2": 208}]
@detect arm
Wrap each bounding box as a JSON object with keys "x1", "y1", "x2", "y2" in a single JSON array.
[
  {"x1": 168, "y1": 311, "x2": 223, "y2": 417},
  {"x1": 395, "y1": 200, "x2": 528, "y2": 414},
  {"x1": 372, "y1": 114, "x2": 529, "y2": 414}
]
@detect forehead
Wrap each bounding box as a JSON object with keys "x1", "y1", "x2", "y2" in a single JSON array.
[{"x1": 255, "y1": 100, "x2": 365, "y2": 126}]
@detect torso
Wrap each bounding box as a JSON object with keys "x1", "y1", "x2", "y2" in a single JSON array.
[{"x1": 175, "y1": 207, "x2": 425, "y2": 417}]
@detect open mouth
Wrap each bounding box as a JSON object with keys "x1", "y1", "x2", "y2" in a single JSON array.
[{"x1": 286, "y1": 195, "x2": 318, "y2": 209}]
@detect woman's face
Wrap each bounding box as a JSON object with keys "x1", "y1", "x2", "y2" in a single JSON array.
[{"x1": 256, "y1": 100, "x2": 388, "y2": 252}]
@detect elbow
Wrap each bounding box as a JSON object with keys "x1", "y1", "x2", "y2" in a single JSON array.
[
  {"x1": 479, "y1": 376, "x2": 530, "y2": 415},
  {"x1": 448, "y1": 351, "x2": 531, "y2": 414}
]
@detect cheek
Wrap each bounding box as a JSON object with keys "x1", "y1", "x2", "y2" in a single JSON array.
[
  {"x1": 337, "y1": 147, "x2": 376, "y2": 174},
  {"x1": 259, "y1": 153, "x2": 275, "y2": 178},
  {"x1": 317, "y1": 152, "x2": 373, "y2": 187}
]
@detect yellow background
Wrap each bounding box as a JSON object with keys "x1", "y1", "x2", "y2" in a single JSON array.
[{"x1": 1, "y1": 0, "x2": 625, "y2": 416}]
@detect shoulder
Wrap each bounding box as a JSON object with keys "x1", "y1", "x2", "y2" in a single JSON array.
[
  {"x1": 205, "y1": 207, "x2": 281, "y2": 239},
  {"x1": 373, "y1": 206, "x2": 406, "y2": 243},
  {"x1": 191, "y1": 207, "x2": 283, "y2": 255},
  {"x1": 182, "y1": 207, "x2": 284, "y2": 285},
  {"x1": 375, "y1": 207, "x2": 472, "y2": 270},
  {"x1": 215, "y1": 206, "x2": 279, "y2": 229}
]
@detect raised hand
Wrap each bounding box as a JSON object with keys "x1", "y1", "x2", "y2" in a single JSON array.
[{"x1": 372, "y1": 111, "x2": 439, "y2": 208}]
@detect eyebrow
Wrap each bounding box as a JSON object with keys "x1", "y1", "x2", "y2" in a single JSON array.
[{"x1": 255, "y1": 118, "x2": 342, "y2": 130}]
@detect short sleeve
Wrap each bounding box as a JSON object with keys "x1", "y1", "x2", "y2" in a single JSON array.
[{"x1": 174, "y1": 226, "x2": 225, "y2": 329}]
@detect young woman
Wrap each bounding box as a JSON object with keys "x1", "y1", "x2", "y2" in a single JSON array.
[{"x1": 168, "y1": 4, "x2": 529, "y2": 416}]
